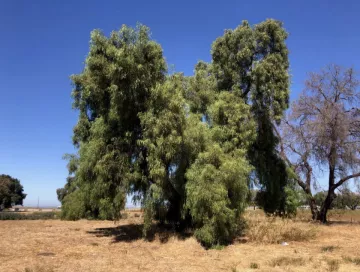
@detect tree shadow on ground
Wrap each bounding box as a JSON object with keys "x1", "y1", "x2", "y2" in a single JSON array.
[{"x1": 87, "y1": 223, "x2": 192, "y2": 244}]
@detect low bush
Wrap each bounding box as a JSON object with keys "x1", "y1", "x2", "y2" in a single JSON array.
[
  {"x1": 0, "y1": 211, "x2": 60, "y2": 220},
  {"x1": 210, "y1": 244, "x2": 225, "y2": 250}
]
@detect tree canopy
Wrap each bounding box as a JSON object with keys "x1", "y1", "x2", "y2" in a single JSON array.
[
  {"x1": 59, "y1": 20, "x2": 291, "y2": 246},
  {"x1": 0, "y1": 174, "x2": 26, "y2": 209}
]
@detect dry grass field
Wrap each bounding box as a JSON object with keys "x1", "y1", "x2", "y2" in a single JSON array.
[{"x1": 1, "y1": 210, "x2": 360, "y2": 272}]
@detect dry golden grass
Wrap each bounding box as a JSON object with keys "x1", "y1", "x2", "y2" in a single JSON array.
[
  {"x1": 245, "y1": 212, "x2": 318, "y2": 244},
  {"x1": 1, "y1": 210, "x2": 360, "y2": 272}
]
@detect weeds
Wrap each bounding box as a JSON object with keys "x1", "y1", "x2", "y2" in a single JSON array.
[
  {"x1": 24, "y1": 266, "x2": 54, "y2": 272},
  {"x1": 321, "y1": 246, "x2": 338, "y2": 252},
  {"x1": 343, "y1": 256, "x2": 360, "y2": 265},
  {"x1": 120, "y1": 212, "x2": 128, "y2": 219},
  {"x1": 246, "y1": 214, "x2": 317, "y2": 244},
  {"x1": 282, "y1": 225, "x2": 317, "y2": 241},
  {"x1": 352, "y1": 257, "x2": 360, "y2": 265},
  {"x1": 250, "y1": 262, "x2": 259, "y2": 269},
  {"x1": 211, "y1": 244, "x2": 225, "y2": 250},
  {"x1": 326, "y1": 259, "x2": 340, "y2": 271},
  {"x1": 270, "y1": 256, "x2": 306, "y2": 267}
]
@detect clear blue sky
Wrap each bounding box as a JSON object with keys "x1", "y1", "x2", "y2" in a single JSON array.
[{"x1": 0, "y1": 0, "x2": 359, "y2": 207}]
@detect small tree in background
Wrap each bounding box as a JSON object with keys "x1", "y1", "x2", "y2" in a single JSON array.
[
  {"x1": 333, "y1": 185, "x2": 360, "y2": 210},
  {"x1": 0, "y1": 174, "x2": 26, "y2": 209}
]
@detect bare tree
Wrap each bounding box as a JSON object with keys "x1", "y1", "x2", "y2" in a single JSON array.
[{"x1": 277, "y1": 64, "x2": 360, "y2": 222}]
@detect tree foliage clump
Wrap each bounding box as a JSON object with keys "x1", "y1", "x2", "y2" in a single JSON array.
[
  {"x1": 60, "y1": 24, "x2": 167, "y2": 220},
  {"x1": 211, "y1": 20, "x2": 290, "y2": 214},
  {"x1": 185, "y1": 91, "x2": 256, "y2": 246},
  {"x1": 60, "y1": 20, "x2": 290, "y2": 246},
  {"x1": 0, "y1": 174, "x2": 26, "y2": 209}
]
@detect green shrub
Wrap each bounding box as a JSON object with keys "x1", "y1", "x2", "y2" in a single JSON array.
[
  {"x1": 60, "y1": 190, "x2": 86, "y2": 220},
  {"x1": 0, "y1": 211, "x2": 60, "y2": 220},
  {"x1": 283, "y1": 183, "x2": 301, "y2": 217},
  {"x1": 210, "y1": 244, "x2": 225, "y2": 250},
  {"x1": 186, "y1": 145, "x2": 251, "y2": 247}
]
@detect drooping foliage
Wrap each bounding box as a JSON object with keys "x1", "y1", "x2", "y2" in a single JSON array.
[
  {"x1": 60, "y1": 20, "x2": 290, "y2": 246},
  {"x1": 211, "y1": 20, "x2": 290, "y2": 213},
  {"x1": 0, "y1": 174, "x2": 26, "y2": 209},
  {"x1": 138, "y1": 73, "x2": 199, "y2": 231},
  {"x1": 185, "y1": 91, "x2": 256, "y2": 246},
  {"x1": 61, "y1": 24, "x2": 167, "y2": 220}
]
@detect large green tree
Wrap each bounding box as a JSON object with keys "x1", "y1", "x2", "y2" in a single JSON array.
[
  {"x1": 0, "y1": 174, "x2": 26, "y2": 209},
  {"x1": 61, "y1": 20, "x2": 290, "y2": 246}
]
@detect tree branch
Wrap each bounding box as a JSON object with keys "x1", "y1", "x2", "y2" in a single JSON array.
[{"x1": 335, "y1": 172, "x2": 360, "y2": 188}]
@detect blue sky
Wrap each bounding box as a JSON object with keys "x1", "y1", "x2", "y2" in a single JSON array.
[{"x1": 0, "y1": 0, "x2": 359, "y2": 207}]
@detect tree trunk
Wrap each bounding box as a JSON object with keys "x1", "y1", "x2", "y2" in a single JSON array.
[
  {"x1": 317, "y1": 189, "x2": 336, "y2": 223},
  {"x1": 318, "y1": 144, "x2": 337, "y2": 223},
  {"x1": 309, "y1": 197, "x2": 319, "y2": 220}
]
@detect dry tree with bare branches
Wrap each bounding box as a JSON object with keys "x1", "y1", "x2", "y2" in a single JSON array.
[{"x1": 276, "y1": 64, "x2": 360, "y2": 222}]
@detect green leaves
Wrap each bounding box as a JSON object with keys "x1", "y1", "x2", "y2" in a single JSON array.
[
  {"x1": 62, "y1": 20, "x2": 290, "y2": 246},
  {"x1": 211, "y1": 19, "x2": 289, "y2": 121},
  {"x1": 211, "y1": 19, "x2": 290, "y2": 215},
  {"x1": 0, "y1": 175, "x2": 26, "y2": 209},
  {"x1": 185, "y1": 145, "x2": 250, "y2": 247},
  {"x1": 185, "y1": 92, "x2": 254, "y2": 246},
  {"x1": 62, "y1": 24, "x2": 166, "y2": 220},
  {"x1": 208, "y1": 91, "x2": 256, "y2": 151}
]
